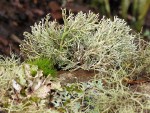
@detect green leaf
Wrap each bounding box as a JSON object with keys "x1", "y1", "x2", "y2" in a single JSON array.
[{"x1": 121, "y1": 0, "x2": 131, "y2": 19}]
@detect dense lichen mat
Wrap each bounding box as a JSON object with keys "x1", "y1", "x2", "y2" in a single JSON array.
[{"x1": 1, "y1": 9, "x2": 150, "y2": 113}]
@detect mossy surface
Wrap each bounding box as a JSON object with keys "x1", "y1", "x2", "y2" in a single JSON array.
[{"x1": 27, "y1": 57, "x2": 56, "y2": 77}]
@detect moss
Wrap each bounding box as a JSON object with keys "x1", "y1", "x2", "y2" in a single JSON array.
[{"x1": 27, "y1": 57, "x2": 56, "y2": 77}]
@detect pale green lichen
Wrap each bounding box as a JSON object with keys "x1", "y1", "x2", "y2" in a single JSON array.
[
  {"x1": 20, "y1": 9, "x2": 137, "y2": 72},
  {"x1": 0, "y1": 55, "x2": 61, "y2": 113}
]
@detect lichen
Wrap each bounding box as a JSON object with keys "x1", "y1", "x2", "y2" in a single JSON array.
[
  {"x1": 1, "y1": 9, "x2": 150, "y2": 113},
  {"x1": 20, "y1": 9, "x2": 137, "y2": 72}
]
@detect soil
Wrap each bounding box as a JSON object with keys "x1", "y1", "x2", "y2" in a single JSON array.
[{"x1": 58, "y1": 69, "x2": 98, "y2": 85}]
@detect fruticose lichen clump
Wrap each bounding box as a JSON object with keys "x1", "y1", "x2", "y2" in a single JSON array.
[{"x1": 20, "y1": 9, "x2": 137, "y2": 72}]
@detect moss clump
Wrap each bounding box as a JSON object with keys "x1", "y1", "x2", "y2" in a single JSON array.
[{"x1": 27, "y1": 57, "x2": 56, "y2": 77}]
